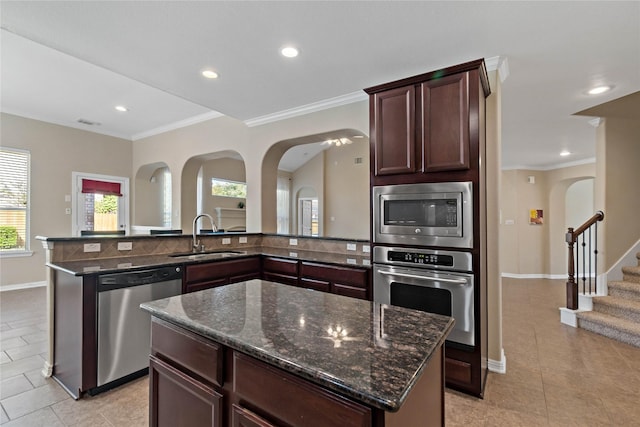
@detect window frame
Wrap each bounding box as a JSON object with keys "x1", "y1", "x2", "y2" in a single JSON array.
[
  {"x1": 210, "y1": 178, "x2": 247, "y2": 199},
  {"x1": 0, "y1": 147, "x2": 32, "y2": 257}
]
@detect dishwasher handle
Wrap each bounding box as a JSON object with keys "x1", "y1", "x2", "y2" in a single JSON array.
[{"x1": 98, "y1": 266, "x2": 182, "y2": 291}]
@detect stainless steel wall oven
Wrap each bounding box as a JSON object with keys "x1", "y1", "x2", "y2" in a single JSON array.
[
  {"x1": 373, "y1": 246, "x2": 474, "y2": 347},
  {"x1": 373, "y1": 181, "x2": 473, "y2": 249}
]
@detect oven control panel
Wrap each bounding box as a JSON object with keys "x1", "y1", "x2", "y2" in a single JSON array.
[{"x1": 387, "y1": 251, "x2": 454, "y2": 267}]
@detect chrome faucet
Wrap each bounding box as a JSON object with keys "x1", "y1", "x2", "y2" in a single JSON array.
[{"x1": 192, "y1": 213, "x2": 217, "y2": 253}]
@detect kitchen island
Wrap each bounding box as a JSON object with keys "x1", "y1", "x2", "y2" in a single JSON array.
[{"x1": 140, "y1": 279, "x2": 454, "y2": 427}]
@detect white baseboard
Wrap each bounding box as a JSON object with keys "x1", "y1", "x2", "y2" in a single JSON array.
[
  {"x1": 0, "y1": 281, "x2": 47, "y2": 292},
  {"x1": 501, "y1": 273, "x2": 566, "y2": 280},
  {"x1": 488, "y1": 348, "x2": 506, "y2": 374}
]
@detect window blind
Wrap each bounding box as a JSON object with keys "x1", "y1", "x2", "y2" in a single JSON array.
[
  {"x1": 81, "y1": 179, "x2": 122, "y2": 196},
  {"x1": 0, "y1": 148, "x2": 29, "y2": 251}
]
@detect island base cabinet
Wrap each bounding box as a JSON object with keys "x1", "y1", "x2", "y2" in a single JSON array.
[
  {"x1": 231, "y1": 405, "x2": 277, "y2": 427},
  {"x1": 233, "y1": 352, "x2": 372, "y2": 427},
  {"x1": 149, "y1": 355, "x2": 223, "y2": 427}
]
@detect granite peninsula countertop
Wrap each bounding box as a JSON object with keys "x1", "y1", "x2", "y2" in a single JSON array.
[
  {"x1": 46, "y1": 246, "x2": 370, "y2": 276},
  {"x1": 140, "y1": 280, "x2": 454, "y2": 412}
]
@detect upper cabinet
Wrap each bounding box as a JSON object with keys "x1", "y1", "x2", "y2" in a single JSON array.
[{"x1": 366, "y1": 59, "x2": 490, "y2": 185}]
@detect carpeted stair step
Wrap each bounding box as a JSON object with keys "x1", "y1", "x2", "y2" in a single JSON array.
[
  {"x1": 608, "y1": 280, "x2": 640, "y2": 302},
  {"x1": 591, "y1": 296, "x2": 640, "y2": 322},
  {"x1": 577, "y1": 311, "x2": 640, "y2": 348},
  {"x1": 622, "y1": 265, "x2": 640, "y2": 284}
]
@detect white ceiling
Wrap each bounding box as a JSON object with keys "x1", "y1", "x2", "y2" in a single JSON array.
[{"x1": 1, "y1": 1, "x2": 639, "y2": 170}]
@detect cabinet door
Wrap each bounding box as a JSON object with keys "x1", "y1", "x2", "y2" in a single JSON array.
[
  {"x1": 421, "y1": 72, "x2": 470, "y2": 172},
  {"x1": 232, "y1": 405, "x2": 277, "y2": 427},
  {"x1": 149, "y1": 355, "x2": 223, "y2": 427},
  {"x1": 372, "y1": 85, "x2": 416, "y2": 175}
]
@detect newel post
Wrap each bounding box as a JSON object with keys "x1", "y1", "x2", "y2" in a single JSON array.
[{"x1": 566, "y1": 228, "x2": 578, "y2": 310}]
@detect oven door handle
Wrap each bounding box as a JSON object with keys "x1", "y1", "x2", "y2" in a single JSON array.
[{"x1": 379, "y1": 270, "x2": 469, "y2": 285}]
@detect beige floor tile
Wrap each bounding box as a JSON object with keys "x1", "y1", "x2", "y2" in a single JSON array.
[
  {"x1": 1, "y1": 380, "x2": 70, "y2": 419},
  {"x1": 0, "y1": 326, "x2": 42, "y2": 342},
  {"x1": 0, "y1": 375, "x2": 33, "y2": 400},
  {"x1": 1, "y1": 407, "x2": 65, "y2": 427},
  {"x1": 544, "y1": 383, "x2": 613, "y2": 426},
  {"x1": 0, "y1": 337, "x2": 27, "y2": 352},
  {"x1": 24, "y1": 368, "x2": 50, "y2": 388},
  {"x1": 483, "y1": 380, "x2": 548, "y2": 419},
  {"x1": 20, "y1": 331, "x2": 47, "y2": 345},
  {"x1": 484, "y1": 406, "x2": 550, "y2": 427},
  {"x1": 0, "y1": 355, "x2": 45, "y2": 380},
  {"x1": 1, "y1": 351, "x2": 11, "y2": 364},
  {"x1": 1, "y1": 405, "x2": 8, "y2": 424},
  {"x1": 6, "y1": 317, "x2": 46, "y2": 330},
  {"x1": 5, "y1": 340, "x2": 47, "y2": 361}
]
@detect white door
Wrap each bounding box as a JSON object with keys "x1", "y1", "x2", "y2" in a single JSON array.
[{"x1": 72, "y1": 172, "x2": 129, "y2": 236}]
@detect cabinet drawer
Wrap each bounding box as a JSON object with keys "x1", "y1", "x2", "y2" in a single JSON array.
[
  {"x1": 300, "y1": 262, "x2": 368, "y2": 287},
  {"x1": 262, "y1": 257, "x2": 299, "y2": 276},
  {"x1": 225, "y1": 257, "x2": 261, "y2": 276},
  {"x1": 299, "y1": 277, "x2": 331, "y2": 293},
  {"x1": 184, "y1": 278, "x2": 228, "y2": 294},
  {"x1": 186, "y1": 262, "x2": 225, "y2": 284},
  {"x1": 232, "y1": 404, "x2": 277, "y2": 427},
  {"x1": 445, "y1": 357, "x2": 472, "y2": 385},
  {"x1": 333, "y1": 284, "x2": 368, "y2": 300},
  {"x1": 233, "y1": 352, "x2": 371, "y2": 427},
  {"x1": 151, "y1": 319, "x2": 223, "y2": 387},
  {"x1": 262, "y1": 272, "x2": 298, "y2": 287}
]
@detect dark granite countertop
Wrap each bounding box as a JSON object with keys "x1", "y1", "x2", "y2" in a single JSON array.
[
  {"x1": 47, "y1": 247, "x2": 370, "y2": 276},
  {"x1": 140, "y1": 280, "x2": 454, "y2": 412}
]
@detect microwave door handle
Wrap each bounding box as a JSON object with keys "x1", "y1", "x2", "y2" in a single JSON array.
[{"x1": 379, "y1": 270, "x2": 468, "y2": 285}]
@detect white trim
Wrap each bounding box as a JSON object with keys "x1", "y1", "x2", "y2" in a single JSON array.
[
  {"x1": 131, "y1": 111, "x2": 224, "y2": 141},
  {"x1": 0, "y1": 250, "x2": 34, "y2": 258},
  {"x1": 244, "y1": 91, "x2": 368, "y2": 127},
  {"x1": 484, "y1": 56, "x2": 509, "y2": 83},
  {"x1": 588, "y1": 117, "x2": 602, "y2": 127},
  {"x1": 501, "y1": 273, "x2": 567, "y2": 280},
  {"x1": 559, "y1": 307, "x2": 589, "y2": 327},
  {"x1": 71, "y1": 172, "x2": 130, "y2": 236},
  {"x1": 0, "y1": 280, "x2": 46, "y2": 292},
  {"x1": 604, "y1": 238, "x2": 640, "y2": 282},
  {"x1": 502, "y1": 157, "x2": 596, "y2": 171},
  {"x1": 488, "y1": 348, "x2": 506, "y2": 374}
]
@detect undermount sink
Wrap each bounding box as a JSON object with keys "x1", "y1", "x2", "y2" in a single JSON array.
[{"x1": 169, "y1": 250, "x2": 246, "y2": 260}]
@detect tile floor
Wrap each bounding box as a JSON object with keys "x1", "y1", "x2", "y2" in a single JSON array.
[{"x1": 1, "y1": 279, "x2": 639, "y2": 426}]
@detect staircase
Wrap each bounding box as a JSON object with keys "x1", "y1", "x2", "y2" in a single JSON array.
[{"x1": 577, "y1": 252, "x2": 640, "y2": 347}]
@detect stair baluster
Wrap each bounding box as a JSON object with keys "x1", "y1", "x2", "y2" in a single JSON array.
[{"x1": 566, "y1": 211, "x2": 604, "y2": 310}]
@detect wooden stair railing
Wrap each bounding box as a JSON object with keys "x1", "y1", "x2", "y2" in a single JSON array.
[{"x1": 566, "y1": 211, "x2": 604, "y2": 310}]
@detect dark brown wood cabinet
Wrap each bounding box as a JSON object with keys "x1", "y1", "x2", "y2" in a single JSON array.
[
  {"x1": 261, "y1": 256, "x2": 299, "y2": 286},
  {"x1": 149, "y1": 355, "x2": 223, "y2": 427},
  {"x1": 261, "y1": 256, "x2": 371, "y2": 301},
  {"x1": 184, "y1": 256, "x2": 261, "y2": 293},
  {"x1": 300, "y1": 262, "x2": 370, "y2": 300},
  {"x1": 150, "y1": 318, "x2": 378, "y2": 427},
  {"x1": 366, "y1": 59, "x2": 490, "y2": 186}
]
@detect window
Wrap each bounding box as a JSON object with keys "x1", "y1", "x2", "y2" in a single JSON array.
[
  {"x1": 162, "y1": 168, "x2": 172, "y2": 227},
  {"x1": 211, "y1": 178, "x2": 246, "y2": 198},
  {"x1": 276, "y1": 175, "x2": 290, "y2": 234},
  {"x1": 0, "y1": 148, "x2": 30, "y2": 253}
]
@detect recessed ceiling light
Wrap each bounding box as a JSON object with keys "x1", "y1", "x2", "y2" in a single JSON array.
[
  {"x1": 115, "y1": 105, "x2": 128, "y2": 112},
  {"x1": 587, "y1": 85, "x2": 611, "y2": 95},
  {"x1": 281, "y1": 46, "x2": 299, "y2": 58},
  {"x1": 560, "y1": 150, "x2": 571, "y2": 156},
  {"x1": 202, "y1": 70, "x2": 219, "y2": 79}
]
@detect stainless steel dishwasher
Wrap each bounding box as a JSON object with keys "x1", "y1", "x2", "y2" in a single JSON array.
[{"x1": 95, "y1": 266, "x2": 182, "y2": 392}]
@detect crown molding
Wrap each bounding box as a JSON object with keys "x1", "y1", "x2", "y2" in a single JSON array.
[
  {"x1": 502, "y1": 157, "x2": 596, "y2": 171},
  {"x1": 588, "y1": 117, "x2": 603, "y2": 127},
  {"x1": 131, "y1": 111, "x2": 224, "y2": 141},
  {"x1": 244, "y1": 91, "x2": 368, "y2": 128},
  {"x1": 485, "y1": 55, "x2": 509, "y2": 83}
]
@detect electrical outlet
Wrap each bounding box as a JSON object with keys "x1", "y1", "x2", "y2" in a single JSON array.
[
  {"x1": 363, "y1": 259, "x2": 371, "y2": 266},
  {"x1": 83, "y1": 243, "x2": 101, "y2": 253},
  {"x1": 289, "y1": 238, "x2": 298, "y2": 246},
  {"x1": 65, "y1": 208, "x2": 71, "y2": 215},
  {"x1": 346, "y1": 258, "x2": 357, "y2": 265},
  {"x1": 64, "y1": 194, "x2": 71, "y2": 202},
  {"x1": 362, "y1": 245, "x2": 371, "y2": 253},
  {"x1": 117, "y1": 242, "x2": 132, "y2": 251},
  {"x1": 239, "y1": 236, "x2": 248, "y2": 244},
  {"x1": 289, "y1": 252, "x2": 298, "y2": 258},
  {"x1": 222, "y1": 238, "x2": 231, "y2": 245},
  {"x1": 117, "y1": 262, "x2": 133, "y2": 269},
  {"x1": 347, "y1": 243, "x2": 357, "y2": 251}
]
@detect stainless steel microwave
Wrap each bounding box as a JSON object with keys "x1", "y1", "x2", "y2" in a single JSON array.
[{"x1": 373, "y1": 181, "x2": 473, "y2": 248}]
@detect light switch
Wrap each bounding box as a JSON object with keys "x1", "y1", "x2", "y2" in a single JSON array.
[
  {"x1": 239, "y1": 236, "x2": 248, "y2": 244},
  {"x1": 346, "y1": 243, "x2": 357, "y2": 251},
  {"x1": 64, "y1": 195, "x2": 71, "y2": 202},
  {"x1": 289, "y1": 238, "x2": 298, "y2": 246},
  {"x1": 222, "y1": 238, "x2": 231, "y2": 245},
  {"x1": 362, "y1": 245, "x2": 371, "y2": 253}
]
